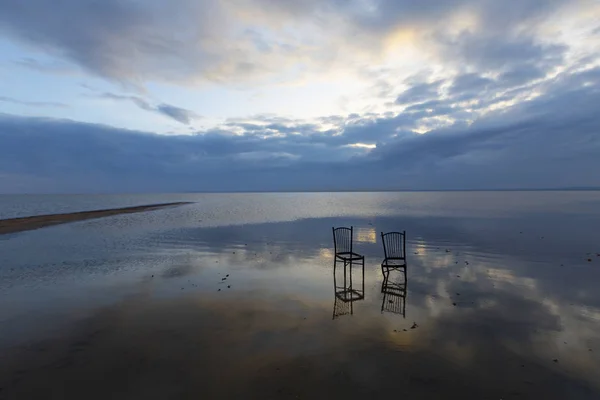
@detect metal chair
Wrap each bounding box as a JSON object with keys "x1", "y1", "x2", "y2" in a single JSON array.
[
  {"x1": 332, "y1": 226, "x2": 365, "y2": 269},
  {"x1": 380, "y1": 231, "x2": 406, "y2": 276}
]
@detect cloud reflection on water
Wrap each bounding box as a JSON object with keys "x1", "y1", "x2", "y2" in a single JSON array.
[{"x1": 1, "y1": 196, "x2": 600, "y2": 398}]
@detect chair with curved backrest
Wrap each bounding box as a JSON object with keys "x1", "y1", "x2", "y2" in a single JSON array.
[
  {"x1": 380, "y1": 231, "x2": 406, "y2": 275},
  {"x1": 332, "y1": 226, "x2": 365, "y2": 319},
  {"x1": 332, "y1": 226, "x2": 365, "y2": 268}
]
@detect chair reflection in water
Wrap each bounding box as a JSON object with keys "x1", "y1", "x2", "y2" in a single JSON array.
[
  {"x1": 380, "y1": 231, "x2": 407, "y2": 317},
  {"x1": 381, "y1": 270, "x2": 407, "y2": 316},
  {"x1": 332, "y1": 227, "x2": 365, "y2": 319}
]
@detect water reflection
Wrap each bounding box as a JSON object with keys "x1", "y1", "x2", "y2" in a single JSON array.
[
  {"x1": 332, "y1": 260, "x2": 365, "y2": 319},
  {"x1": 354, "y1": 227, "x2": 377, "y2": 243},
  {"x1": 381, "y1": 268, "x2": 407, "y2": 317},
  {"x1": 2, "y1": 192, "x2": 600, "y2": 399}
]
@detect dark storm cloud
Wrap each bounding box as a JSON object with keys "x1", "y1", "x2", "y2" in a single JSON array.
[
  {"x1": 1, "y1": 65, "x2": 599, "y2": 192},
  {"x1": 96, "y1": 92, "x2": 199, "y2": 124},
  {"x1": 369, "y1": 67, "x2": 600, "y2": 188}
]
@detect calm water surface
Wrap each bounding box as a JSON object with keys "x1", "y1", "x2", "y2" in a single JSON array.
[{"x1": 1, "y1": 192, "x2": 600, "y2": 399}]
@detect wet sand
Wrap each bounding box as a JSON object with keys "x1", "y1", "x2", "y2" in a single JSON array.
[{"x1": 0, "y1": 202, "x2": 192, "y2": 235}]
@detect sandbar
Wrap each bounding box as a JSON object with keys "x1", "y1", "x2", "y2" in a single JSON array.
[{"x1": 0, "y1": 202, "x2": 192, "y2": 235}]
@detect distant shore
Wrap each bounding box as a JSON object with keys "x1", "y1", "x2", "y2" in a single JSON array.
[{"x1": 0, "y1": 202, "x2": 192, "y2": 235}]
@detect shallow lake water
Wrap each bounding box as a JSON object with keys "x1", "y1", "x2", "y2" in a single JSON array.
[{"x1": 1, "y1": 192, "x2": 600, "y2": 399}]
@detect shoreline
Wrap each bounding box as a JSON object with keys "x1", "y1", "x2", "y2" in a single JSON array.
[{"x1": 0, "y1": 202, "x2": 192, "y2": 235}]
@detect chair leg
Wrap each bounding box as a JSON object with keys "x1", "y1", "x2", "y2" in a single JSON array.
[
  {"x1": 362, "y1": 257, "x2": 365, "y2": 297},
  {"x1": 343, "y1": 260, "x2": 347, "y2": 297},
  {"x1": 381, "y1": 262, "x2": 388, "y2": 279}
]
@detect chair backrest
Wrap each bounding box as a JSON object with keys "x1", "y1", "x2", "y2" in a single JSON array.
[
  {"x1": 381, "y1": 231, "x2": 406, "y2": 259},
  {"x1": 332, "y1": 226, "x2": 353, "y2": 254}
]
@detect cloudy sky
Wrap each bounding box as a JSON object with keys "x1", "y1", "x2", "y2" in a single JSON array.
[{"x1": 1, "y1": 0, "x2": 599, "y2": 192}]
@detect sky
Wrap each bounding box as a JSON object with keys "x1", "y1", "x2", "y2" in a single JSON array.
[{"x1": 0, "y1": 0, "x2": 599, "y2": 193}]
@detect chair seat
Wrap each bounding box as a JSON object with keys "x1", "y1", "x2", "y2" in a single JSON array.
[
  {"x1": 335, "y1": 289, "x2": 364, "y2": 302},
  {"x1": 336, "y1": 252, "x2": 364, "y2": 261},
  {"x1": 382, "y1": 257, "x2": 406, "y2": 267}
]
